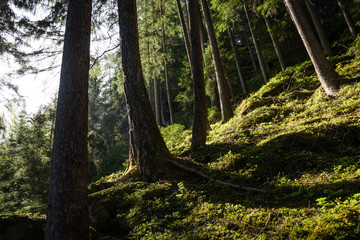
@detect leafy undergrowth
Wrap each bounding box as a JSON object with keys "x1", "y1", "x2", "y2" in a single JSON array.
[{"x1": 90, "y1": 54, "x2": 360, "y2": 239}]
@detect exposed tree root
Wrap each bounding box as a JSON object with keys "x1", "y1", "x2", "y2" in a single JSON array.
[{"x1": 165, "y1": 157, "x2": 271, "y2": 193}]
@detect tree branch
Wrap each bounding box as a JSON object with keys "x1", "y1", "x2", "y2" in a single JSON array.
[{"x1": 166, "y1": 158, "x2": 271, "y2": 193}]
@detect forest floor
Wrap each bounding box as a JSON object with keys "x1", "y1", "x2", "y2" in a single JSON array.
[
  {"x1": 88, "y1": 54, "x2": 360, "y2": 239},
  {"x1": 1, "y1": 54, "x2": 359, "y2": 240}
]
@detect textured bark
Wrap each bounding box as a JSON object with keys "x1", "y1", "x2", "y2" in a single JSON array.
[
  {"x1": 200, "y1": 0, "x2": 233, "y2": 122},
  {"x1": 118, "y1": 0, "x2": 170, "y2": 180},
  {"x1": 243, "y1": 3, "x2": 268, "y2": 83},
  {"x1": 45, "y1": 0, "x2": 92, "y2": 239},
  {"x1": 189, "y1": 0, "x2": 208, "y2": 149},
  {"x1": 176, "y1": 0, "x2": 192, "y2": 67},
  {"x1": 228, "y1": 28, "x2": 248, "y2": 94},
  {"x1": 337, "y1": 0, "x2": 358, "y2": 39},
  {"x1": 263, "y1": 15, "x2": 287, "y2": 71},
  {"x1": 284, "y1": 0, "x2": 340, "y2": 95},
  {"x1": 304, "y1": 0, "x2": 334, "y2": 56},
  {"x1": 160, "y1": 1, "x2": 175, "y2": 125}
]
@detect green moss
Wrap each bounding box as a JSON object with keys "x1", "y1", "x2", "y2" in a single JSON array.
[{"x1": 88, "y1": 55, "x2": 360, "y2": 239}]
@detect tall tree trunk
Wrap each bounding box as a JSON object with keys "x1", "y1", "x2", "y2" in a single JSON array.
[
  {"x1": 284, "y1": 0, "x2": 340, "y2": 95},
  {"x1": 200, "y1": 0, "x2": 233, "y2": 122},
  {"x1": 45, "y1": 0, "x2": 92, "y2": 239},
  {"x1": 189, "y1": 0, "x2": 208, "y2": 149},
  {"x1": 337, "y1": 0, "x2": 358, "y2": 39},
  {"x1": 154, "y1": 74, "x2": 161, "y2": 125},
  {"x1": 176, "y1": 0, "x2": 192, "y2": 67},
  {"x1": 198, "y1": 4, "x2": 207, "y2": 57},
  {"x1": 228, "y1": 28, "x2": 248, "y2": 94},
  {"x1": 160, "y1": 0, "x2": 175, "y2": 125},
  {"x1": 243, "y1": 3, "x2": 268, "y2": 83},
  {"x1": 304, "y1": 0, "x2": 334, "y2": 56},
  {"x1": 263, "y1": 15, "x2": 287, "y2": 71},
  {"x1": 243, "y1": 29, "x2": 258, "y2": 72},
  {"x1": 118, "y1": 0, "x2": 170, "y2": 180}
]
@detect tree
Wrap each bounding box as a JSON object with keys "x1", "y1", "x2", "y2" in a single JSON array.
[
  {"x1": 337, "y1": 0, "x2": 358, "y2": 40},
  {"x1": 243, "y1": 2, "x2": 268, "y2": 83},
  {"x1": 227, "y1": 27, "x2": 248, "y2": 94},
  {"x1": 284, "y1": 0, "x2": 340, "y2": 95},
  {"x1": 118, "y1": 0, "x2": 171, "y2": 180},
  {"x1": 200, "y1": 0, "x2": 233, "y2": 122},
  {"x1": 176, "y1": 0, "x2": 192, "y2": 67},
  {"x1": 45, "y1": 0, "x2": 92, "y2": 239},
  {"x1": 160, "y1": 0, "x2": 175, "y2": 125},
  {"x1": 189, "y1": 0, "x2": 208, "y2": 149},
  {"x1": 304, "y1": 0, "x2": 334, "y2": 56},
  {"x1": 263, "y1": 15, "x2": 287, "y2": 71}
]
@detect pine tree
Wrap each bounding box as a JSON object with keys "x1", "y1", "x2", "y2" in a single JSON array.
[{"x1": 45, "y1": 0, "x2": 92, "y2": 238}]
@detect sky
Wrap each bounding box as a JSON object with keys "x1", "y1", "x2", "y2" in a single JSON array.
[{"x1": 0, "y1": 56, "x2": 60, "y2": 116}]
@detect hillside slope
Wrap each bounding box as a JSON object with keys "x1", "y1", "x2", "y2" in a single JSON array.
[{"x1": 88, "y1": 54, "x2": 360, "y2": 239}]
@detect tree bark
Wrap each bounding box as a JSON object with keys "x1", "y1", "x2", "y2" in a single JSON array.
[
  {"x1": 263, "y1": 15, "x2": 287, "y2": 71},
  {"x1": 304, "y1": 0, "x2": 334, "y2": 56},
  {"x1": 228, "y1": 28, "x2": 248, "y2": 94},
  {"x1": 337, "y1": 0, "x2": 358, "y2": 39},
  {"x1": 160, "y1": 0, "x2": 175, "y2": 125},
  {"x1": 284, "y1": 0, "x2": 340, "y2": 95},
  {"x1": 118, "y1": 0, "x2": 171, "y2": 180},
  {"x1": 200, "y1": 0, "x2": 233, "y2": 122},
  {"x1": 243, "y1": 3, "x2": 268, "y2": 83},
  {"x1": 176, "y1": 0, "x2": 192, "y2": 67},
  {"x1": 45, "y1": 0, "x2": 92, "y2": 239},
  {"x1": 189, "y1": 0, "x2": 208, "y2": 150}
]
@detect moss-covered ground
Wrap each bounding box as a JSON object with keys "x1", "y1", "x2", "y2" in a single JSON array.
[{"x1": 87, "y1": 54, "x2": 360, "y2": 239}]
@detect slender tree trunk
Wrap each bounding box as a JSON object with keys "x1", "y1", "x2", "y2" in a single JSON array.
[
  {"x1": 243, "y1": 3, "x2": 268, "y2": 83},
  {"x1": 337, "y1": 0, "x2": 358, "y2": 39},
  {"x1": 118, "y1": 0, "x2": 170, "y2": 180},
  {"x1": 243, "y1": 29, "x2": 258, "y2": 72},
  {"x1": 228, "y1": 28, "x2": 248, "y2": 93},
  {"x1": 198, "y1": 5, "x2": 207, "y2": 56},
  {"x1": 284, "y1": 0, "x2": 340, "y2": 95},
  {"x1": 263, "y1": 15, "x2": 287, "y2": 71},
  {"x1": 189, "y1": 0, "x2": 208, "y2": 149},
  {"x1": 154, "y1": 74, "x2": 161, "y2": 125},
  {"x1": 45, "y1": 0, "x2": 92, "y2": 239},
  {"x1": 160, "y1": 0, "x2": 175, "y2": 125},
  {"x1": 304, "y1": 0, "x2": 334, "y2": 56},
  {"x1": 176, "y1": 0, "x2": 192, "y2": 67},
  {"x1": 200, "y1": 0, "x2": 233, "y2": 122}
]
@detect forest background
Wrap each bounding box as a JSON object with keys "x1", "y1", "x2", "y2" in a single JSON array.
[{"x1": 0, "y1": 0, "x2": 360, "y2": 239}]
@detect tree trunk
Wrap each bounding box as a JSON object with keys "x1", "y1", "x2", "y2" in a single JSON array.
[
  {"x1": 228, "y1": 28, "x2": 248, "y2": 94},
  {"x1": 263, "y1": 15, "x2": 287, "y2": 71},
  {"x1": 45, "y1": 0, "x2": 92, "y2": 239},
  {"x1": 154, "y1": 74, "x2": 161, "y2": 125},
  {"x1": 189, "y1": 0, "x2": 208, "y2": 150},
  {"x1": 284, "y1": 0, "x2": 340, "y2": 95},
  {"x1": 176, "y1": 0, "x2": 192, "y2": 67},
  {"x1": 118, "y1": 0, "x2": 171, "y2": 181},
  {"x1": 337, "y1": 0, "x2": 358, "y2": 39},
  {"x1": 200, "y1": 0, "x2": 233, "y2": 122},
  {"x1": 304, "y1": 0, "x2": 334, "y2": 56},
  {"x1": 198, "y1": 4, "x2": 207, "y2": 57},
  {"x1": 243, "y1": 3, "x2": 268, "y2": 83},
  {"x1": 243, "y1": 29, "x2": 258, "y2": 72},
  {"x1": 160, "y1": 0, "x2": 175, "y2": 125}
]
